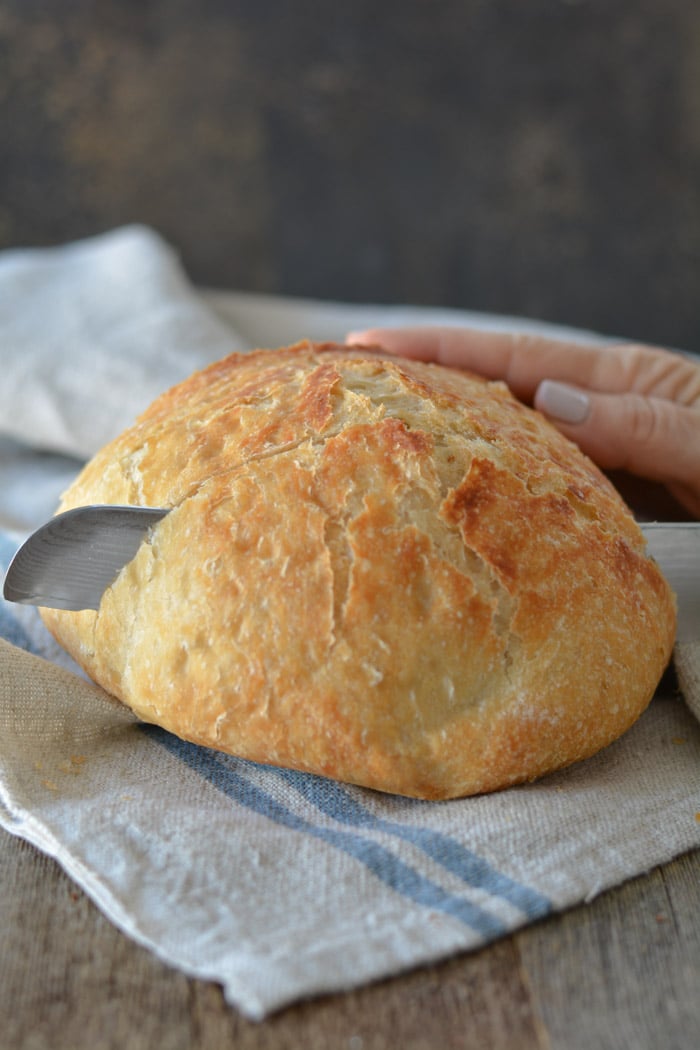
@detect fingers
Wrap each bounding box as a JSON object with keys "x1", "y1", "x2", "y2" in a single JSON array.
[
  {"x1": 346, "y1": 326, "x2": 700, "y2": 407},
  {"x1": 346, "y1": 326, "x2": 606, "y2": 402},
  {"x1": 347, "y1": 324, "x2": 700, "y2": 518},
  {"x1": 534, "y1": 380, "x2": 700, "y2": 514}
]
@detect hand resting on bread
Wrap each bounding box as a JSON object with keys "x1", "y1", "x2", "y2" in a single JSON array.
[{"x1": 346, "y1": 326, "x2": 700, "y2": 519}]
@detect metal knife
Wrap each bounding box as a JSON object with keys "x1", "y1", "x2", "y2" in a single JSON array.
[
  {"x1": 3, "y1": 506, "x2": 169, "y2": 613},
  {"x1": 2, "y1": 508, "x2": 699, "y2": 642}
]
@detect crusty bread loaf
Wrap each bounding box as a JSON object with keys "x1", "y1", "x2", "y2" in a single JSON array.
[{"x1": 41, "y1": 342, "x2": 676, "y2": 798}]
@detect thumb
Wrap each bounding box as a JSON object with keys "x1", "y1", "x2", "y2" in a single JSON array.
[{"x1": 534, "y1": 379, "x2": 700, "y2": 497}]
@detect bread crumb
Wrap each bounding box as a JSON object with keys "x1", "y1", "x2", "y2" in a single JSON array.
[{"x1": 363, "y1": 663, "x2": 384, "y2": 686}]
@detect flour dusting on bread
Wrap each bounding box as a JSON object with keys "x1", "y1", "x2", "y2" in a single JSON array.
[{"x1": 41, "y1": 343, "x2": 676, "y2": 798}]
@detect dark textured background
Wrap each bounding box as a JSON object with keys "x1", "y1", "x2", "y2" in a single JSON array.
[{"x1": 1, "y1": 0, "x2": 698, "y2": 348}]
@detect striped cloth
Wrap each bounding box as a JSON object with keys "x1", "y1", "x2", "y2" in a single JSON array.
[
  {"x1": 0, "y1": 228, "x2": 699, "y2": 1018},
  {"x1": 1, "y1": 545, "x2": 699, "y2": 1018}
]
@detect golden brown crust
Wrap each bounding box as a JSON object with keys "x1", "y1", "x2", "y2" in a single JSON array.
[{"x1": 41, "y1": 342, "x2": 677, "y2": 798}]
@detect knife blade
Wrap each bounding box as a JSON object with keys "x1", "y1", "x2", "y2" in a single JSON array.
[
  {"x1": 637, "y1": 522, "x2": 700, "y2": 644},
  {"x1": 2, "y1": 508, "x2": 699, "y2": 642},
  {"x1": 2, "y1": 506, "x2": 169, "y2": 612}
]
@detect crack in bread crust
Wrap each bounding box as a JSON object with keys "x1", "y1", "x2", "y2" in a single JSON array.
[{"x1": 41, "y1": 342, "x2": 676, "y2": 799}]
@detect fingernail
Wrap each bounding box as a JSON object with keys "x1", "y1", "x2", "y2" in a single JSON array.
[{"x1": 537, "y1": 380, "x2": 591, "y2": 425}]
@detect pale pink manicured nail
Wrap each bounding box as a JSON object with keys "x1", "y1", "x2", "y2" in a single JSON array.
[
  {"x1": 346, "y1": 330, "x2": 371, "y2": 344},
  {"x1": 537, "y1": 380, "x2": 591, "y2": 425}
]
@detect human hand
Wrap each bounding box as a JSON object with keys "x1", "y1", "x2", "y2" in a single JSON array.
[{"x1": 345, "y1": 326, "x2": 700, "y2": 519}]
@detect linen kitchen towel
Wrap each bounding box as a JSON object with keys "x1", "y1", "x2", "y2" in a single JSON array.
[{"x1": 0, "y1": 228, "x2": 698, "y2": 1019}]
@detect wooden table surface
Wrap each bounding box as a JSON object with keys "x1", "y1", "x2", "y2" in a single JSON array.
[{"x1": 2, "y1": 826, "x2": 698, "y2": 1049}]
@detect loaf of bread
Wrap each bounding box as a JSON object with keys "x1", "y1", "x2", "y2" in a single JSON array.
[{"x1": 41, "y1": 342, "x2": 676, "y2": 798}]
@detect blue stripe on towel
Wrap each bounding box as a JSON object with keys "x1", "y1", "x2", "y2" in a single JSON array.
[
  {"x1": 0, "y1": 538, "x2": 46, "y2": 656},
  {"x1": 0, "y1": 533, "x2": 46, "y2": 656},
  {"x1": 148, "y1": 727, "x2": 510, "y2": 938},
  {"x1": 0, "y1": 532, "x2": 48, "y2": 652},
  {"x1": 0, "y1": 601, "x2": 40, "y2": 652},
  {"x1": 271, "y1": 767, "x2": 551, "y2": 920}
]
